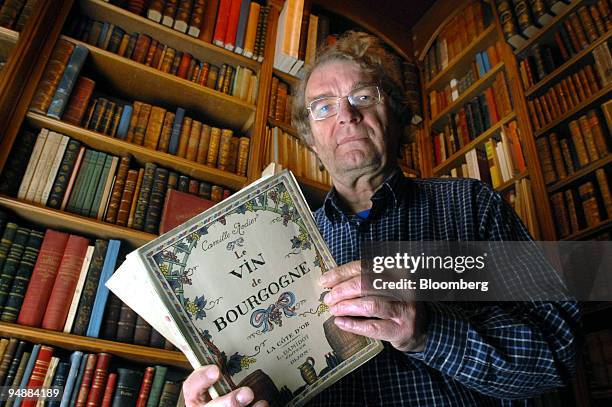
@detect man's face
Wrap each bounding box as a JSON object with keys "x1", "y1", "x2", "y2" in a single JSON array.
[{"x1": 305, "y1": 60, "x2": 396, "y2": 182}]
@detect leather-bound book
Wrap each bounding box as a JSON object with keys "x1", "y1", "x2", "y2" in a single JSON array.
[
  {"x1": 176, "y1": 116, "x2": 193, "y2": 158},
  {"x1": 101, "y1": 293, "x2": 122, "y2": 340},
  {"x1": 159, "y1": 189, "x2": 215, "y2": 234},
  {"x1": 143, "y1": 167, "x2": 169, "y2": 234},
  {"x1": 131, "y1": 34, "x2": 152, "y2": 64},
  {"x1": 135, "y1": 366, "x2": 155, "y2": 407},
  {"x1": 196, "y1": 124, "x2": 211, "y2": 164},
  {"x1": 105, "y1": 155, "x2": 132, "y2": 223},
  {"x1": 132, "y1": 163, "x2": 157, "y2": 231},
  {"x1": 143, "y1": 106, "x2": 166, "y2": 150},
  {"x1": 236, "y1": 136, "x2": 250, "y2": 177},
  {"x1": 112, "y1": 369, "x2": 143, "y2": 406},
  {"x1": 21, "y1": 345, "x2": 54, "y2": 407},
  {"x1": 564, "y1": 189, "x2": 580, "y2": 233},
  {"x1": 100, "y1": 372, "x2": 117, "y2": 407},
  {"x1": 116, "y1": 302, "x2": 137, "y2": 343},
  {"x1": 206, "y1": 127, "x2": 222, "y2": 166},
  {"x1": 185, "y1": 119, "x2": 202, "y2": 161},
  {"x1": 144, "y1": 39, "x2": 159, "y2": 67},
  {"x1": 17, "y1": 230, "x2": 69, "y2": 327},
  {"x1": 30, "y1": 39, "x2": 75, "y2": 114},
  {"x1": 74, "y1": 353, "x2": 97, "y2": 407},
  {"x1": 188, "y1": 0, "x2": 206, "y2": 37},
  {"x1": 158, "y1": 381, "x2": 181, "y2": 407},
  {"x1": 85, "y1": 353, "x2": 110, "y2": 406},
  {"x1": 62, "y1": 76, "x2": 96, "y2": 126},
  {"x1": 41, "y1": 234, "x2": 89, "y2": 331},
  {"x1": 116, "y1": 169, "x2": 139, "y2": 227},
  {"x1": 132, "y1": 103, "x2": 153, "y2": 146},
  {"x1": 559, "y1": 138, "x2": 576, "y2": 175},
  {"x1": 595, "y1": 169, "x2": 612, "y2": 219},
  {"x1": 216, "y1": 129, "x2": 234, "y2": 170},
  {"x1": 568, "y1": 120, "x2": 590, "y2": 167},
  {"x1": 550, "y1": 192, "x2": 571, "y2": 238},
  {"x1": 0, "y1": 227, "x2": 30, "y2": 312},
  {"x1": 548, "y1": 133, "x2": 567, "y2": 181},
  {"x1": 133, "y1": 316, "x2": 153, "y2": 346},
  {"x1": 157, "y1": 111, "x2": 175, "y2": 153},
  {"x1": 578, "y1": 181, "x2": 602, "y2": 227}
]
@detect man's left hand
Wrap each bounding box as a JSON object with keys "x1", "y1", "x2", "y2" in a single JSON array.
[{"x1": 319, "y1": 260, "x2": 428, "y2": 353}]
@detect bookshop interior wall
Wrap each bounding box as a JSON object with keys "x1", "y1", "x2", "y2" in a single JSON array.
[{"x1": 0, "y1": 0, "x2": 609, "y2": 405}]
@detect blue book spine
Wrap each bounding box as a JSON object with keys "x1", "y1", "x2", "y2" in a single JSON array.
[
  {"x1": 68, "y1": 354, "x2": 88, "y2": 407},
  {"x1": 59, "y1": 351, "x2": 83, "y2": 407},
  {"x1": 47, "y1": 361, "x2": 70, "y2": 407},
  {"x1": 234, "y1": 0, "x2": 251, "y2": 53},
  {"x1": 482, "y1": 49, "x2": 491, "y2": 71},
  {"x1": 97, "y1": 22, "x2": 110, "y2": 48},
  {"x1": 13, "y1": 344, "x2": 40, "y2": 407},
  {"x1": 47, "y1": 44, "x2": 89, "y2": 120},
  {"x1": 475, "y1": 52, "x2": 485, "y2": 77},
  {"x1": 86, "y1": 239, "x2": 121, "y2": 337},
  {"x1": 116, "y1": 104, "x2": 133, "y2": 140},
  {"x1": 167, "y1": 107, "x2": 185, "y2": 155}
]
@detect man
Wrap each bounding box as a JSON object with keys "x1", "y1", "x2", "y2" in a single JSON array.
[{"x1": 183, "y1": 31, "x2": 579, "y2": 406}]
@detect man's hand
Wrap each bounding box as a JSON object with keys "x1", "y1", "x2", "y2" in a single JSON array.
[
  {"x1": 319, "y1": 260, "x2": 429, "y2": 353},
  {"x1": 183, "y1": 365, "x2": 269, "y2": 407}
]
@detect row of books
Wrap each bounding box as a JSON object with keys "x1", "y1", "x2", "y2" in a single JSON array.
[
  {"x1": 0, "y1": 0, "x2": 37, "y2": 32},
  {"x1": 0, "y1": 338, "x2": 185, "y2": 407},
  {"x1": 517, "y1": 4, "x2": 610, "y2": 89},
  {"x1": 125, "y1": 0, "x2": 270, "y2": 61},
  {"x1": 593, "y1": 41, "x2": 612, "y2": 87},
  {"x1": 67, "y1": 17, "x2": 259, "y2": 104},
  {"x1": 428, "y1": 40, "x2": 503, "y2": 119},
  {"x1": 526, "y1": 63, "x2": 605, "y2": 131},
  {"x1": 431, "y1": 72, "x2": 513, "y2": 166},
  {"x1": 400, "y1": 137, "x2": 421, "y2": 176},
  {"x1": 503, "y1": 178, "x2": 541, "y2": 239},
  {"x1": 585, "y1": 329, "x2": 612, "y2": 390},
  {"x1": 550, "y1": 168, "x2": 612, "y2": 238},
  {"x1": 269, "y1": 76, "x2": 292, "y2": 125},
  {"x1": 495, "y1": 0, "x2": 573, "y2": 49},
  {"x1": 6, "y1": 129, "x2": 231, "y2": 235},
  {"x1": 422, "y1": 0, "x2": 491, "y2": 84},
  {"x1": 536, "y1": 110, "x2": 609, "y2": 185},
  {"x1": 264, "y1": 126, "x2": 331, "y2": 186}
]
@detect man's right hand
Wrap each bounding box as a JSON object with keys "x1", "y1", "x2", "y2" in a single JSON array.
[{"x1": 183, "y1": 365, "x2": 269, "y2": 407}]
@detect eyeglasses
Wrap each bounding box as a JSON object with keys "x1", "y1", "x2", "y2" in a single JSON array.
[{"x1": 306, "y1": 85, "x2": 382, "y2": 121}]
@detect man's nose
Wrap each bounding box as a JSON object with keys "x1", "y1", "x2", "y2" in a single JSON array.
[{"x1": 336, "y1": 97, "x2": 362, "y2": 124}]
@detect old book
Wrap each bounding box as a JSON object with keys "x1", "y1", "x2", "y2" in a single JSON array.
[
  {"x1": 62, "y1": 76, "x2": 96, "y2": 126},
  {"x1": 175, "y1": 116, "x2": 192, "y2": 158},
  {"x1": 595, "y1": 169, "x2": 612, "y2": 219},
  {"x1": 74, "y1": 353, "x2": 97, "y2": 407},
  {"x1": 0, "y1": 227, "x2": 30, "y2": 312},
  {"x1": 41, "y1": 234, "x2": 89, "y2": 331},
  {"x1": 116, "y1": 169, "x2": 139, "y2": 227},
  {"x1": 105, "y1": 155, "x2": 131, "y2": 223},
  {"x1": 85, "y1": 353, "x2": 110, "y2": 406},
  {"x1": 17, "y1": 129, "x2": 48, "y2": 200},
  {"x1": 20, "y1": 346, "x2": 53, "y2": 407},
  {"x1": 132, "y1": 163, "x2": 157, "y2": 231},
  {"x1": 550, "y1": 192, "x2": 570, "y2": 238},
  {"x1": 143, "y1": 106, "x2": 166, "y2": 150},
  {"x1": 116, "y1": 302, "x2": 137, "y2": 343},
  {"x1": 559, "y1": 138, "x2": 576, "y2": 175},
  {"x1": 132, "y1": 103, "x2": 152, "y2": 146},
  {"x1": 156, "y1": 111, "x2": 175, "y2": 153},
  {"x1": 578, "y1": 181, "x2": 602, "y2": 227},
  {"x1": 0, "y1": 338, "x2": 18, "y2": 385},
  {"x1": 159, "y1": 189, "x2": 215, "y2": 234},
  {"x1": 101, "y1": 293, "x2": 122, "y2": 341},
  {"x1": 206, "y1": 127, "x2": 222, "y2": 166},
  {"x1": 3, "y1": 339, "x2": 27, "y2": 388},
  {"x1": 188, "y1": 0, "x2": 206, "y2": 37},
  {"x1": 133, "y1": 316, "x2": 153, "y2": 346},
  {"x1": 62, "y1": 245, "x2": 95, "y2": 333},
  {"x1": 47, "y1": 44, "x2": 89, "y2": 120},
  {"x1": 128, "y1": 168, "x2": 145, "y2": 229},
  {"x1": 236, "y1": 136, "x2": 250, "y2": 177},
  {"x1": 108, "y1": 171, "x2": 382, "y2": 406},
  {"x1": 111, "y1": 368, "x2": 142, "y2": 407},
  {"x1": 548, "y1": 133, "x2": 567, "y2": 181},
  {"x1": 143, "y1": 167, "x2": 169, "y2": 234},
  {"x1": 100, "y1": 372, "x2": 116, "y2": 407},
  {"x1": 568, "y1": 120, "x2": 590, "y2": 167},
  {"x1": 185, "y1": 120, "x2": 202, "y2": 161},
  {"x1": 17, "y1": 230, "x2": 69, "y2": 327},
  {"x1": 564, "y1": 189, "x2": 580, "y2": 233},
  {"x1": 30, "y1": 39, "x2": 75, "y2": 114},
  {"x1": 195, "y1": 124, "x2": 212, "y2": 164}
]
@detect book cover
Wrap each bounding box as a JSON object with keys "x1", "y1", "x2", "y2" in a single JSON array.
[
  {"x1": 108, "y1": 171, "x2": 382, "y2": 406},
  {"x1": 159, "y1": 189, "x2": 216, "y2": 234}
]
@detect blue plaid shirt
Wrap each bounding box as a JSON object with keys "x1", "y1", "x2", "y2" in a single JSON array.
[{"x1": 309, "y1": 171, "x2": 579, "y2": 406}]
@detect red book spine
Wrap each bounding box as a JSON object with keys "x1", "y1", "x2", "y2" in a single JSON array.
[
  {"x1": 484, "y1": 87, "x2": 499, "y2": 124},
  {"x1": 17, "y1": 230, "x2": 69, "y2": 327},
  {"x1": 177, "y1": 53, "x2": 192, "y2": 79},
  {"x1": 212, "y1": 0, "x2": 233, "y2": 46},
  {"x1": 101, "y1": 372, "x2": 117, "y2": 407},
  {"x1": 86, "y1": 353, "x2": 111, "y2": 406},
  {"x1": 224, "y1": 0, "x2": 242, "y2": 49},
  {"x1": 75, "y1": 354, "x2": 98, "y2": 407},
  {"x1": 41, "y1": 235, "x2": 89, "y2": 331},
  {"x1": 21, "y1": 346, "x2": 54, "y2": 407},
  {"x1": 135, "y1": 367, "x2": 155, "y2": 407}
]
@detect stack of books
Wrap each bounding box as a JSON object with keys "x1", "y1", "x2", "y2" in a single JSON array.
[{"x1": 0, "y1": 0, "x2": 38, "y2": 32}]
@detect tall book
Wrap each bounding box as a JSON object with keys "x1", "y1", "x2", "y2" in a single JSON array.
[
  {"x1": 46, "y1": 44, "x2": 89, "y2": 120},
  {"x1": 29, "y1": 40, "x2": 75, "y2": 115},
  {"x1": 21, "y1": 345, "x2": 53, "y2": 407}
]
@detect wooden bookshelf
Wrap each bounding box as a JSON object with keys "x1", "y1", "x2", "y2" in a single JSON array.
[
  {"x1": 268, "y1": 117, "x2": 298, "y2": 136},
  {"x1": 0, "y1": 27, "x2": 18, "y2": 60},
  {"x1": 424, "y1": 24, "x2": 498, "y2": 91},
  {"x1": 273, "y1": 68, "x2": 300, "y2": 88},
  {"x1": 433, "y1": 112, "x2": 516, "y2": 175},
  {"x1": 548, "y1": 154, "x2": 612, "y2": 193},
  {"x1": 496, "y1": 170, "x2": 529, "y2": 192},
  {"x1": 562, "y1": 218, "x2": 612, "y2": 241},
  {"x1": 430, "y1": 61, "x2": 504, "y2": 129},
  {"x1": 79, "y1": 0, "x2": 260, "y2": 71},
  {"x1": 513, "y1": 0, "x2": 581, "y2": 55},
  {"x1": 26, "y1": 112, "x2": 248, "y2": 190},
  {"x1": 524, "y1": 30, "x2": 612, "y2": 97},
  {"x1": 0, "y1": 321, "x2": 190, "y2": 369},
  {"x1": 534, "y1": 84, "x2": 612, "y2": 137},
  {"x1": 65, "y1": 36, "x2": 256, "y2": 131},
  {"x1": 0, "y1": 195, "x2": 154, "y2": 247}
]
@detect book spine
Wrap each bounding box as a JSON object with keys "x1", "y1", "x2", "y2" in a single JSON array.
[
  {"x1": 157, "y1": 381, "x2": 180, "y2": 406},
  {"x1": 116, "y1": 302, "x2": 137, "y2": 343},
  {"x1": 127, "y1": 169, "x2": 145, "y2": 229},
  {"x1": 133, "y1": 103, "x2": 152, "y2": 146},
  {"x1": 0, "y1": 338, "x2": 18, "y2": 385},
  {"x1": 46, "y1": 361, "x2": 69, "y2": 407},
  {"x1": 133, "y1": 316, "x2": 153, "y2": 346},
  {"x1": 100, "y1": 372, "x2": 116, "y2": 407},
  {"x1": 176, "y1": 116, "x2": 192, "y2": 158},
  {"x1": 199, "y1": 0, "x2": 220, "y2": 43},
  {"x1": 62, "y1": 77, "x2": 96, "y2": 126},
  {"x1": 112, "y1": 368, "x2": 142, "y2": 407},
  {"x1": 185, "y1": 119, "x2": 202, "y2": 161},
  {"x1": 595, "y1": 168, "x2": 612, "y2": 219},
  {"x1": 17, "y1": 230, "x2": 69, "y2": 328},
  {"x1": 2, "y1": 339, "x2": 27, "y2": 388},
  {"x1": 62, "y1": 245, "x2": 94, "y2": 334},
  {"x1": 132, "y1": 163, "x2": 157, "y2": 231},
  {"x1": 579, "y1": 181, "x2": 602, "y2": 227},
  {"x1": 167, "y1": 108, "x2": 186, "y2": 155},
  {"x1": 145, "y1": 366, "x2": 167, "y2": 407},
  {"x1": 74, "y1": 353, "x2": 97, "y2": 407},
  {"x1": 135, "y1": 366, "x2": 155, "y2": 407},
  {"x1": 85, "y1": 353, "x2": 110, "y2": 407},
  {"x1": 188, "y1": 0, "x2": 206, "y2": 37},
  {"x1": 29, "y1": 40, "x2": 75, "y2": 114},
  {"x1": 144, "y1": 167, "x2": 169, "y2": 234},
  {"x1": 101, "y1": 293, "x2": 122, "y2": 341},
  {"x1": 46, "y1": 45, "x2": 89, "y2": 120},
  {"x1": 46, "y1": 139, "x2": 82, "y2": 209},
  {"x1": 21, "y1": 346, "x2": 53, "y2": 407},
  {"x1": 115, "y1": 169, "x2": 139, "y2": 227},
  {"x1": 0, "y1": 227, "x2": 30, "y2": 312},
  {"x1": 41, "y1": 235, "x2": 90, "y2": 331},
  {"x1": 143, "y1": 106, "x2": 166, "y2": 150}
]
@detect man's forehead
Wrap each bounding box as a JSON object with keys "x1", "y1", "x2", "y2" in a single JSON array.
[{"x1": 305, "y1": 61, "x2": 373, "y2": 98}]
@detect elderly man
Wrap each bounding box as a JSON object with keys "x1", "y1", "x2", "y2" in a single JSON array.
[{"x1": 183, "y1": 31, "x2": 579, "y2": 406}]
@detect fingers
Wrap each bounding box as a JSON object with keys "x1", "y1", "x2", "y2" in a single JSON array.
[
  {"x1": 333, "y1": 316, "x2": 401, "y2": 341},
  {"x1": 183, "y1": 365, "x2": 219, "y2": 406},
  {"x1": 329, "y1": 296, "x2": 402, "y2": 320},
  {"x1": 323, "y1": 276, "x2": 362, "y2": 306},
  {"x1": 205, "y1": 387, "x2": 256, "y2": 407},
  {"x1": 319, "y1": 260, "x2": 361, "y2": 288}
]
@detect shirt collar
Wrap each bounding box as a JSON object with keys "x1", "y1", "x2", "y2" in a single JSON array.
[{"x1": 322, "y1": 168, "x2": 404, "y2": 223}]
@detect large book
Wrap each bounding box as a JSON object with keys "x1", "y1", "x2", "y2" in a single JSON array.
[
  {"x1": 21, "y1": 345, "x2": 53, "y2": 407},
  {"x1": 29, "y1": 40, "x2": 75, "y2": 115},
  {"x1": 107, "y1": 171, "x2": 382, "y2": 406},
  {"x1": 47, "y1": 44, "x2": 89, "y2": 120}
]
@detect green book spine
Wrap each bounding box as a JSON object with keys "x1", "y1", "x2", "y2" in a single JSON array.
[
  {"x1": 89, "y1": 155, "x2": 114, "y2": 217},
  {"x1": 66, "y1": 149, "x2": 96, "y2": 213},
  {"x1": 144, "y1": 167, "x2": 169, "y2": 234},
  {"x1": 47, "y1": 139, "x2": 82, "y2": 209},
  {"x1": 71, "y1": 239, "x2": 109, "y2": 335},
  {"x1": 80, "y1": 152, "x2": 107, "y2": 216},
  {"x1": 158, "y1": 381, "x2": 181, "y2": 407},
  {"x1": 145, "y1": 365, "x2": 168, "y2": 407},
  {"x1": 0, "y1": 229, "x2": 44, "y2": 323},
  {"x1": 0, "y1": 223, "x2": 17, "y2": 272},
  {"x1": 0, "y1": 227, "x2": 30, "y2": 312},
  {"x1": 132, "y1": 162, "x2": 157, "y2": 231}
]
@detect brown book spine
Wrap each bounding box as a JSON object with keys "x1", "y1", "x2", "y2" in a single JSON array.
[
  {"x1": 98, "y1": 101, "x2": 116, "y2": 135},
  {"x1": 133, "y1": 103, "x2": 152, "y2": 146},
  {"x1": 188, "y1": 180, "x2": 199, "y2": 194},
  {"x1": 553, "y1": 31, "x2": 570, "y2": 62},
  {"x1": 578, "y1": 115, "x2": 599, "y2": 162},
  {"x1": 144, "y1": 39, "x2": 159, "y2": 66},
  {"x1": 536, "y1": 137, "x2": 557, "y2": 184},
  {"x1": 228, "y1": 136, "x2": 239, "y2": 173},
  {"x1": 199, "y1": 0, "x2": 220, "y2": 43},
  {"x1": 560, "y1": 138, "x2": 576, "y2": 175},
  {"x1": 127, "y1": 168, "x2": 145, "y2": 228},
  {"x1": 568, "y1": 120, "x2": 590, "y2": 167},
  {"x1": 577, "y1": 6, "x2": 599, "y2": 43},
  {"x1": 115, "y1": 169, "x2": 139, "y2": 227},
  {"x1": 206, "y1": 127, "x2": 221, "y2": 166},
  {"x1": 176, "y1": 52, "x2": 192, "y2": 79},
  {"x1": 579, "y1": 181, "x2": 602, "y2": 227},
  {"x1": 236, "y1": 136, "x2": 250, "y2": 177},
  {"x1": 30, "y1": 39, "x2": 75, "y2": 114},
  {"x1": 188, "y1": 0, "x2": 207, "y2": 37},
  {"x1": 584, "y1": 65, "x2": 601, "y2": 94},
  {"x1": 135, "y1": 366, "x2": 155, "y2": 407},
  {"x1": 85, "y1": 353, "x2": 111, "y2": 406},
  {"x1": 275, "y1": 83, "x2": 288, "y2": 122},
  {"x1": 101, "y1": 372, "x2": 117, "y2": 407},
  {"x1": 62, "y1": 77, "x2": 96, "y2": 126},
  {"x1": 185, "y1": 119, "x2": 202, "y2": 161},
  {"x1": 162, "y1": 0, "x2": 179, "y2": 27},
  {"x1": 176, "y1": 116, "x2": 192, "y2": 158},
  {"x1": 75, "y1": 353, "x2": 98, "y2": 407},
  {"x1": 133, "y1": 315, "x2": 153, "y2": 346},
  {"x1": 589, "y1": 5, "x2": 606, "y2": 37},
  {"x1": 562, "y1": 19, "x2": 581, "y2": 54},
  {"x1": 211, "y1": 185, "x2": 223, "y2": 202},
  {"x1": 105, "y1": 155, "x2": 131, "y2": 223},
  {"x1": 216, "y1": 129, "x2": 234, "y2": 170},
  {"x1": 125, "y1": 101, "x2": 142, "y2": 143},
  {"x1": 548, "y1": 133, "x2": 567, "y2": 180},
  {"x1": 169, "y1": 50, "x2": 182, "y2": 75},
  {"x1": 588, "y1": 110, "x2": 609, "y2": 154},
  {"x1": 568, "y1": 12, "x2": 590, "y2": 49},
  {"x1": 528, "y1": 100, "x2": 541, "y2": 130},
  {"x1": 269, "y1": 77, "x2": 279, "y2": 119},
  {"x1": 539, "y1": 95, "x2": 553, "y2": 124},
  {"x1": 550, "y1": 192, "x2": 571, "y2": 238},
  {"x1": 198, "y1": 62, "x2": 210, "y2": 87},
  {"x1": 564, "y1": 189, "x2": 580, "y2": 233},
  {"x1": 196, "y1": 124, "x2": 211, "y2": 164},
  {"x1": 143, "y1": 106, "x2": 166, "y2": 150},
  {"x1": 159, "y1": 47, "x2": 175, "y2": 73},
  {"x1": 157, "y1": 111, "x2": 175, "y2": 153},
  {"x1": 151, "y1": 43, "x2": 166, "y2": 70},
  {"x1": 131, "y1": 34, "x2": 152, "y2": 64},
  {"x1": 571, "y1": 72, "x2": 587, "y2": 102},
  {"x1": 554, "y1": 83, "x2": 569, "y2": 113},
  {"x1": 116, "y1": 302, "x2": 137, "y2": 343},
  {"x1": 595, "y1": 169, "x2": 612, "y2": 219},
  {"x1": 132, "y1": 162, "x2": 157, "y2": 231}
]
